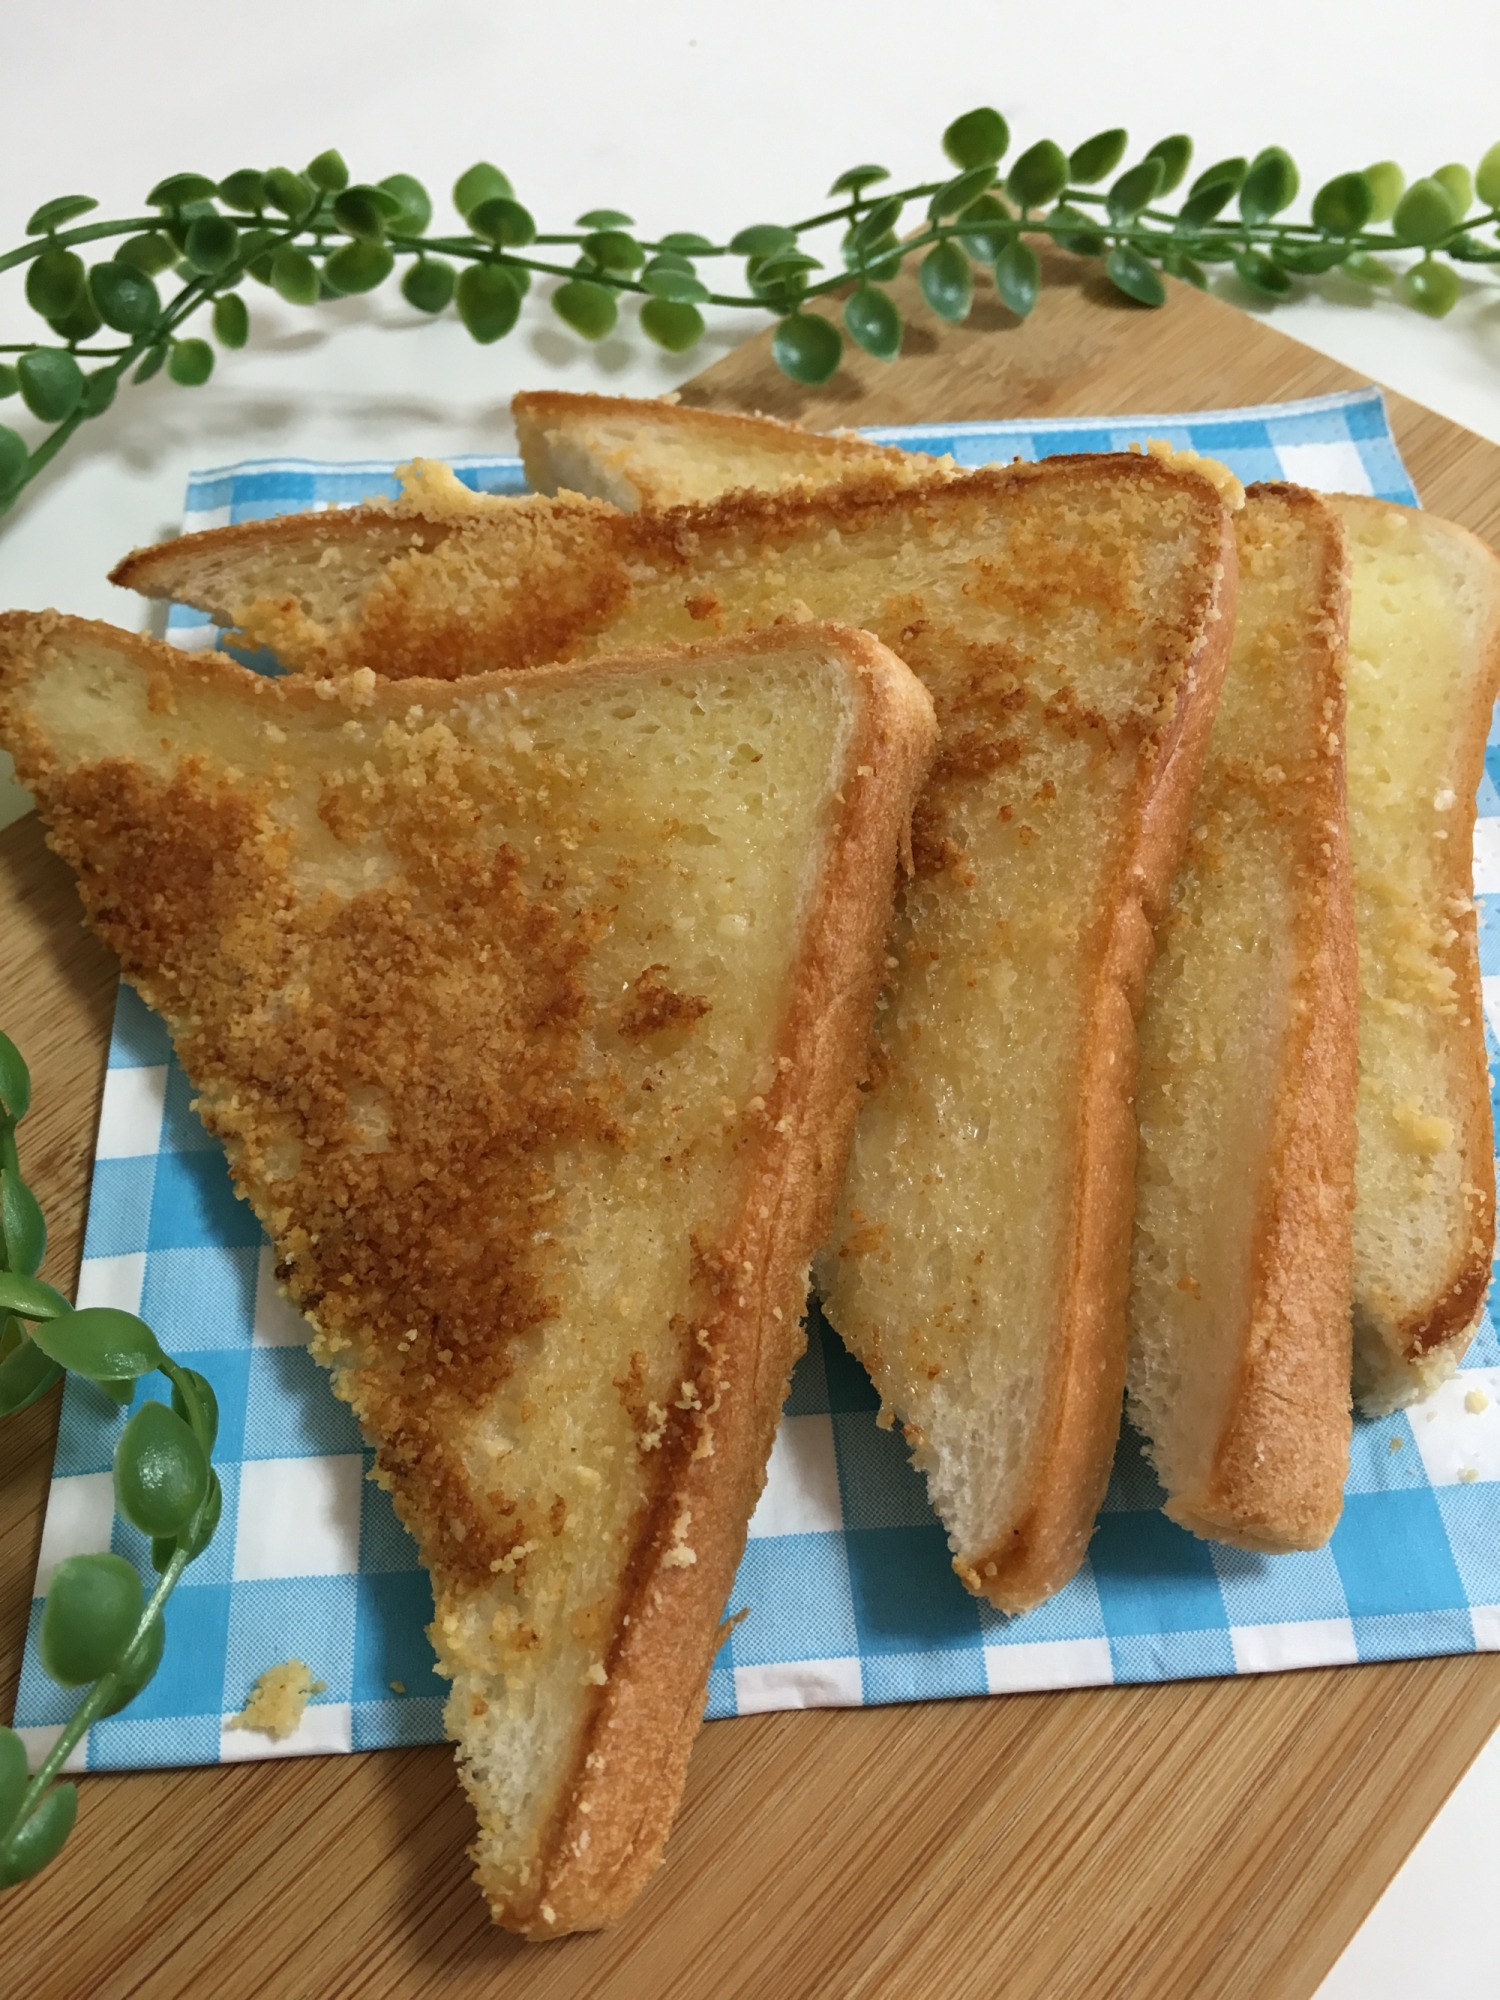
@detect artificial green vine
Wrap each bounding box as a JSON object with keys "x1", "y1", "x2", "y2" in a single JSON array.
[
  {"x1": 0, "y1": 1031, "x2": 221, "y2": 1891},
  {"x1": 2, "y1": 111, "x2": 1500, "y2": 519}
]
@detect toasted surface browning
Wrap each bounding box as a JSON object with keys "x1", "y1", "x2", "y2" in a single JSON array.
[
  {"x1": 513, "y1": 390, "x2": 951, "y2": 510},
  {"x1": 1332, "y1": 496, "x2": 1500, "y2": 1410},
  {"x1": 0, "y1": 612, "x2": 934, "y2": 1935},
  {"x1": 121, "y1": 459, "x2": 1240, "y2": 1608},
  {"x1": 1128, "y1": 486, "x2": 1356, "y2": 1551}
]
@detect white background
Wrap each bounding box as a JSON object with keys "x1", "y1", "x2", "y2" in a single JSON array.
[{"x1": 4, "y1": 5, "x2": 1500, "y2": 1989}]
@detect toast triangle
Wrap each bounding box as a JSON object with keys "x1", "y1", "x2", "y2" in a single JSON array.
[
  {"x1": 109, "y1": 457, "x2": 1239, "y2": 1609},
  {"x1": 0, "y1": 611, "x2": 934, "y2": 1934}
]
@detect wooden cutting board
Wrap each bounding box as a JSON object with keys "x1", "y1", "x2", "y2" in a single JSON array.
[{"x1": 4, "y1": 250, "x2": 1500, "y2": 2000}]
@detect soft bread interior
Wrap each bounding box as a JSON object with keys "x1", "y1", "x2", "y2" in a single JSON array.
[
  {"x1": 1333, "y1": 497, "x2": 1500, "y2": 1410},
  {"x1": 0, "y1": 613, "x2": 931, "y2": 1933}
]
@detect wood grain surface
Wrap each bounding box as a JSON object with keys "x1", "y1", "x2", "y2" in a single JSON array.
[{"x1": 5, "y1": 253, "x2": 1500, "y2": 2000}]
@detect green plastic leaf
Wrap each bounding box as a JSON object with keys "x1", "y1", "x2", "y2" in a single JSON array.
[
  {"x1": 1181, "y1": 157, "x2": 1247, "y2": 226},
  {"x1": 993, "y1": 238, "x2": 1041, "y2": 318},
  {"x1": 25, "y1": 249, "x2": 86, "y2": 322},
  {"x1": 551, "y1": 278, "x2": 618, "y2": 340},
  {"x1": 749, "y1": 249, "x2": 821, "y2": 297},
  {"x1": 848, "y1": 197, "x2": 903, "y2": 259},
  {"x1": 271, "y1": 246, "x2": 320, "y2": 306},
  {"x1": 1007, "y1": 141, "x2": 1069, "y2": 211},
  {"x1": 828, "y1": 165, "x2": 891, "y2": 197},
  {"x1": 954, "y1": 193, "x2": 1011, "y2": 261},
  {"x1": 1274, "y1": 241, "x2": 1348, "y2": 275},
  {"x1": 455, "y1": 263, "x2": 522, "y2": 343},
  {"x1": 333, "y1": 188, "x2": 388, "y2": 243},
  {"x1": 943, "y1": 108, "x2": 1010, "y2": 171},
  {"x1": 1233, "y1": 248, "x2": 1294, "y2": 300},
  {"x1": 133, "y1": 345, "x2": 168, "y2": 384},
  {"x1": 1404, "y1": 258, "x2": 1461, "y2": 318},
  {"x1": 1047, "y1": 203, "x2": 1107, "y2": 258},
  {"x1": 919, "y1": 240, "x2": 973, "y2": 322},
  {"x1": 1363, "y1": 161, "x2": 1405, "y2": 223},
  {"x1": 97, "y1": 1614, "x2": 165, "y2": 1717},
  {"x1": 115, "y1": 1398, "x2": 210, "y2": 1537},
  {"x1": 216, "y1": 169, "x2": 266, "y2": 214},
  {"x1": 0, "y1": 367, "x2": 17, "y2": 401},
  {"x1": 453, "y1": 162, "x2": 514, "y2": 220},
  {"x1": 166, "y1": 338, "x2": 215, "y2": 387},
  {"x1": 401, "y1": 258, "x2": 454, "y2": 313},
  {"x1": 928, "y1": 166, "x2": 996, "y2": 221},
  {"x1": 658, "y1": 232, "x2": 715, "y2": 255},
  {"x1": 1433, "y1": 164, "x2": 1473, "y2": 218},
  {"x1": 1068, "y1": 129, "x2": 1128, "y2": 185},
  {"x1": 18, "y1": 350, "x2": 86, "y2": 428},
  {"x1": 1311, "y1": 172, "x2": 1374, "y2": 236},
  {"x1": 323, "y1": 241, "x2": 394, "y2": 294},
  {"x1": 178, "y1": 1468, "x2": 223, "y2": 1563},
  {"x1": 26, "y1": 195, "x2": 98, "y2": 235},
  {"x1": 1477, "y1": 143, "x2": 1500, "y2": 210},
  {"x1": 170, "y1": 1366, "x2": 220, "y2": 1452},
  {"x1": 148, "y1": 173, "x2": 219, "y2": 209},
  {"x1": 469, "y1": 196, "x2": 536, "y2": 248},
  {"x1": 575, "y1": 207, "x2": 635, "y2": 229},
  {"x1": 0, "y1": 1271, "x2": 70, "y2": 1320},
  {"x1": 639, "y1": 298, "x2": 706, "y2": 352},
  {"x1": 29, "y1": 1304, "x2": 164, "y2": 1378},
  {"x1": 0, "y1": 1782, "x2": 76, "y2": 1889},
  {"x1": 640, "y1": 259, "x2": 709, "y2": 303},
  {"x1": 1393, "y1": 177, "x2": 1459, "y2": 247},
  {"x1": 1107, "y1": 156, "x2": 1165, "y2": 223},
  {"x1": 839, "y1": 227, "x2": 902, "y2": 283},
  {"x1": 305, "y1": 149, "x2": 349, "y2": 193},
  {"x1": 730, "y1": 224, "x2": 796, "y2": 258},
  {"x1": 212, "y1": 294, "x2": 249, "y2": 349},
  {"x1": 264, "y1": 167, "x2": 317, "y2": 220},
  {"x1": 0, "y1": 1725, "x2": 27, "y2": 1830},
  {"x1": 379, "y1": 174, "x2": 431, "y2": 235},
  {"x1": 39, "y1": 1553, "x2": 143, "y2": 1686},
  {"x1": 0, "y1": 427, "x2": 26, "y2": 506},
  {"x1": 117, "y1": 231, "x2": 177, "y2": 277},
  {"x1": 0, "y1": 1333, "x2": 62, "y2": 1417},
  {"x1": 184, "y1": 215, "x2": 239, "y2": 275},
  {"x1": 1240, "y1": 147, "x2": 1300, "y2": 224},
  {"x1": 772, "y1": 311, "x2": 842, "y2": 385},
  {"x1": 843, "y1": 285, "x2": 902, "y2": 361},
  {"x1": 1144, "y1": 135, "x2": 1193, "y2": 196},
  {"x1": 1161, "y1": 249, "x2": 1208, "y2": 291},
  {"x1": 90, "y1": 262, "x2": 161, "y2": 334},
  {"x1": 47, "y1": 293, "x2": 103, "y2": 344},
  {"x1": 1105, "y1": 244, "x2": 1167, "y2": 307},
  {"x1": 580, "y1": 229, "x2": 645, "y2": 274},
  {"x1": 1, "y1": 1169, "x2": 46, "y2": 1277},
  {"x1": 79, "y1": 368, "x2": 116, "y2": 420}
]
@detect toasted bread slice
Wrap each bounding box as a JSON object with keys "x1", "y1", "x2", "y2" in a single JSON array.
[
  {"x1": 513, "y1": 390, "x2": 949, "y2": 509},
  {"x1": 0, "y1": 611, "x2": 934, "y2": 1935},
  {"x1": 1330, "y1": 496, "x2": 1500, "y2": 1411},
  {"x1": 114, "y1": 461, "x2": 1239, "y2": 1608},
  {"x1": 1127, "y1": 485, "x2": 1356, "y2": 1550}
]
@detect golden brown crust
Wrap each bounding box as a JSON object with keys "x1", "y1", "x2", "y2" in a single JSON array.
[
  {"x1": 512, "y1": 389, "x2": 942, "y2": 505},
  {"x1": 518, "y1": 626, "x2": 935, "y2": 1933},
  {"x1": 956, "y1": 501, "x2": 1240, "y2": 1610},
  {"x1": 0, "y1": 608, "x2": 935, "y2": 1939},
  {"x1": 1334, "y1": 495, "x2": 1500, "y2": 1391},
  {"x1": 1163, "y1": 485, "x2": 1357, "y2": 1552}
]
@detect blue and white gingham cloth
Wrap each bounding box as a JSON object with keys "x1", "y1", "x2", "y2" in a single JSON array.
[{"x1": 15, "y1": 388, "x2": 1500, "y2": 1775}]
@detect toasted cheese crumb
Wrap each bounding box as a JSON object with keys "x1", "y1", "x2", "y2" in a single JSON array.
[
  {"x1": 389, "y1": 1679, "x2": 406, "y2": 1694},
  {"x1": 1389, "y1": 1436, "x2": 1404, "y2": 1452},
  {"x1": 1137, "y1": 437, "x2": 1246, "y2": 510},
  {"x1": 1458, "y1": 1466, "x2": 1480, "y2": 1483},
  {"x1": 226, "y1": 1659, "x2": 326, "y2": 1740},
  {"x1": 1465, "y1": 1387, "x2": 1490, "y2": 1414}
]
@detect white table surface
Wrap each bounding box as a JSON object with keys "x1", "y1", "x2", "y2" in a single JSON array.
[{"x1": 4, "y1": 6, "x2": 1499, "y2": 1991}]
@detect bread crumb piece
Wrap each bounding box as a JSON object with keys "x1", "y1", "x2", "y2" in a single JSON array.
[
  {"x1": 1465, "y1": 1387, "x2": 1490, "y2": 1415},
  {"x1": 1458, "y1": 1466, "x2": 1480, "y2": 1483},
  {"x1": 389, "y1": 1679, "x2": 406, "y2": 1695},
  {"x1": 226, "y1": 1659, "x2": 326, "y2": 1740},
  {"x1": 1137, "y1": 437, "x2": 1246, "y2": 510},
  {"x1": 1388, "y1": 1436, "x2": 1403, "y2": 1452}
]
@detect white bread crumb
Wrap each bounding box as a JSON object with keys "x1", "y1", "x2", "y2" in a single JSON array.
[{"x1": 226, "y1": 1659, "x2": 326, "y2": 1740}]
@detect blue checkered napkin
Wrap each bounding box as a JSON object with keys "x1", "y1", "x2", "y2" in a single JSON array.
[{"x1": 16, "y1": 389, "x2": 1499, "y2": 1776}]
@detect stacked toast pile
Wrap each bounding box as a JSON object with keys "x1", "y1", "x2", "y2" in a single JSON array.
[{"x1": 2, "y1": 390, "x2": 1498, "y2": 1937}]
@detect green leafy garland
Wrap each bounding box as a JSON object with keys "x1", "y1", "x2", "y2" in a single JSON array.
[
  {"x1": 2, "y1": 111, "x2": 1499, "y2": 518},
  {"x1": 0, "y1": 1031, "x2": 221, "y2": 1891}
]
